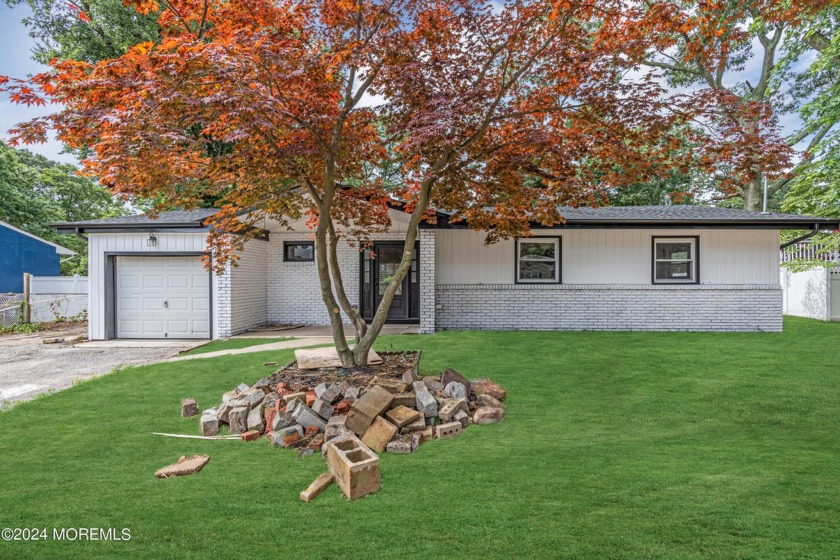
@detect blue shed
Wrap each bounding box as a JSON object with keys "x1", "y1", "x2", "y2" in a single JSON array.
[{"x1": 0, "y1": 220, "x2": 75, "y2": 293}]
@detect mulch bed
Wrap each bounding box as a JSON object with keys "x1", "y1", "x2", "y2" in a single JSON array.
[{"x1": 266, "y1": 351, "x2": 420, "y2": 391}]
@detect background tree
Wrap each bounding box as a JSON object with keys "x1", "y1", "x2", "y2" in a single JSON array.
[
  {"x1": 6, "y1": 0, "x2": 159, "y2": 63},
  {"x1": 643, "y1": 0, "x2": 838, "y2": 211},
  {"x1": 0, "y1": 141, "x2": 126, "y2": 274},
  {"x1": 2, "y1": 0, "x2": 794, "y2": 365}
]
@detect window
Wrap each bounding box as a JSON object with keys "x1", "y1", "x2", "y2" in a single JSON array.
[
  {"x1": 653, "y1": 237, "x2": 698, "y2": 283},
  {"x1": 516, "y1": 238, "x2": 561, "y2": 283},
  {"x1": 283, "y1": 241, "x2": 314, "y2": 262}
]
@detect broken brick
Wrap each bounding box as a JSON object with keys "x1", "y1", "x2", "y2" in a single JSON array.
[
  {"x1": 300, "y1": 473, "x2": 334, "y2": 502},
  {"x1": 241, "y1": 430, "x2": 261, "y2": 441}
]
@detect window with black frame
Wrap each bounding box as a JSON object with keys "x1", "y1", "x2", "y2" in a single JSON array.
[
  {"x1": 653, "y1": 237, "x2": 698, "y2": 283},
  {"x1": 283, "y1": 241, "x2": 315, "y2": 262}
]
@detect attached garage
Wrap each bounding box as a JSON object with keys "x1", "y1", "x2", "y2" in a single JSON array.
[{"x1": 115, "y1": 256, "x2": 211, "y2": 339}]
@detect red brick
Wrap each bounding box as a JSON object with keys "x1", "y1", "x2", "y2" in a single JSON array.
[
  {"x1": 241, "y1": 430, "x2": 261, "y2": 442},
  {"x1": 305, "y1": 391, "x2": 317, "y2": 407}
]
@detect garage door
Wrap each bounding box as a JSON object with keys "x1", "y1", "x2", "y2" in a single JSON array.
[{"x1": 116, "y1": 256, "x2": 211, "y2": 339}]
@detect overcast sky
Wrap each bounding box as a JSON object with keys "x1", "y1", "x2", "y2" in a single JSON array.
[{"x1": 0, "y1": 3, "x2": 810, "y2": 168}]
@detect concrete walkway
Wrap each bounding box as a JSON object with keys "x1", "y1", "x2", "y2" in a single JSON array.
[{"x1": 166, "y1": 337, "x2": 338, "y2": 362}]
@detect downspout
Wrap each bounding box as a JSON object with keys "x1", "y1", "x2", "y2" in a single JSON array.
[{"x1": 780, "y1": 223, "x2": 820, "y2": 250}]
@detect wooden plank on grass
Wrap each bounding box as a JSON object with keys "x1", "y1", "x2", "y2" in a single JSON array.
[{"x1": 295, "y1": 347, "x2": 382, "y2": 369}]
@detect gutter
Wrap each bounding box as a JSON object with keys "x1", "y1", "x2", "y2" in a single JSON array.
[{"x1": 780, "y1": 223, "x2": 820, "y2": 250}]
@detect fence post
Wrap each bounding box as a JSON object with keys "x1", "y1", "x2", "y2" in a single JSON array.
[{"x1": 22, "y1": 273, "x2": 31, "y2": 323}]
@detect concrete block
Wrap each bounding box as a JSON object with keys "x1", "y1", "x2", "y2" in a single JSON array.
[
  {"x1": 288, "y1": 400, "x2": 327, "y2": 432},
  {"x1": 312, "y1": 398, "x2": 334, "y2": 421},
  {"x1": 324, "y1": 435, "x2": 381, "y2": 500},
  {"x1": 361, "y1": 416, "x2": 398, "y2": 452},
  {"x1": 271, "y1": 411, "x2": 294, "y2": 431},
  {"x1": 412, "y1": 381, "x2": 438, "y2": 418},
  {"x1": 454, "y1": 409, "x2": 470, "y2": 428},
  {"x1": 385, "y1": 405, "x2": 421, "y2": 429},
  {"x1": 315, "y1": 383, "x2": 341, "y2": 404},
  {"x1": 283, "y1": 392, "x2": 307, "y2": 405},
  {"x1": 391, "y1": 393, "x2": 417, "y2": 408},
  {"x1": 345, "y1": 386, "x2": 394, "y2": 436},
  {"x1": 435, "y1": 421, "x2": 463, "y2": 439}
]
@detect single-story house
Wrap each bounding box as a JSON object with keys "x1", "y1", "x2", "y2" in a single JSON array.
[
  {"x1": 54, "y1": 205, "x2": 840, "y2": 340},
  {"x1": 0, "y1": 220, "x2": 75, "y2": 293}
]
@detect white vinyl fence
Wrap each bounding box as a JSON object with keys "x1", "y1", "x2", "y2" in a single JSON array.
[
  {"x1": 0, "y1": 275, "x2": 88, "y2": 329},
  {"x1": 781, "y1": 242, "x2": 840, "y2": 322}
]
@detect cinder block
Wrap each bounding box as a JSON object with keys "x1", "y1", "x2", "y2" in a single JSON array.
[{"x1": 324, "y1": 435, "x2": 381, "y2": 500}]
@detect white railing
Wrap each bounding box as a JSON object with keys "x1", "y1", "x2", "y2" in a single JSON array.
[{"x1": 781, "y1": 242, "x2": 840, "y2": 264}]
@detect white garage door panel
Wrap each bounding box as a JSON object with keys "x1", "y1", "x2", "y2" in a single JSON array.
[{"x1": 116, "y1": 256, "x2": 211, "y2": 339}]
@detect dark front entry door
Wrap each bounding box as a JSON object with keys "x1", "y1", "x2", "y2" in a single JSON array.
[{"x1": 361, "y1": 241, "x2": 419, "y2": 323}]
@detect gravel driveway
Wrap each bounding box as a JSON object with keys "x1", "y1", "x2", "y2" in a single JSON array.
[{"x1": 0, "y1": 327, "x2": 196, "y2": 408}]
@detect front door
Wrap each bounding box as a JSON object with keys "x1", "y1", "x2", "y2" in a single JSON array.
[{"x1": 361, "y1": 242, "x2": 419, "y2": 323}]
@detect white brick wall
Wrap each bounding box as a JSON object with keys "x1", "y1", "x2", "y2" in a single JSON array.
[
  {"x1": 266, "y1": 233, "x2": 412, "y2": 325},
  {"x1": 420, "y1": 229, "x2": 436, "y2": 333},
  {"x1": 215, "y1": 266, "x2": 232, "y2": 338},
  {"x1": 435, "y1": 284, "x2": 783, "y2": 332},
  {"x1": 230, "y1": 240, "x2": 268, "y2": 335}
]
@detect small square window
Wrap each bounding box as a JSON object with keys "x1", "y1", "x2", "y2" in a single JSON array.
[
  {"x1": 653, "y1": 237, "x2": 698, "y2": 283},
  {"x1": 516, "y1": 238, "x2": 561, "y2": 283},
  {"x1": 284, "y1": 241, "x2": 314, "y2": 262}
]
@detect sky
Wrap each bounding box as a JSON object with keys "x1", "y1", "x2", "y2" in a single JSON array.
[
  {"x1": 0, "y1": 3, "x2": 75, "y2": 163},
  {"x1": 0, "y1": 3, "x2": 811, "y2": 167}
]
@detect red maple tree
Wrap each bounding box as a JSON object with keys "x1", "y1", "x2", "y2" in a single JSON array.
[{"x1": 1, "y1": 0, "x2": 801, "y2": 365}]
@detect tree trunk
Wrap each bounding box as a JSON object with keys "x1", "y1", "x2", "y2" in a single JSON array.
[{"x1": 742, "y1": 177, "x2": 763, "y2": 212}]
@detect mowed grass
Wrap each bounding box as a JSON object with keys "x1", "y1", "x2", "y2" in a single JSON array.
[
  {"x1": 180, "y1": 337, "x2": 293, "y2": 355},
  {"x1": 1, "y1": 317, "x2": 840, "y2": 559}
]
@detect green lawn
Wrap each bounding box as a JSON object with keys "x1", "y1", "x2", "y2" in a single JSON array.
[
  {"x1": 1, "y1": 317, "x2": 839, "y2": 559},
  {"x1": 181, "y1": 337, "x2": 293, "y2": 355}
]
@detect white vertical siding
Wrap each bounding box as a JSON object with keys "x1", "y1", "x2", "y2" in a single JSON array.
[
  {"x1": 87, "y1": 232, "x2": 210, "y2": 340},
  {"x1": 435, "y1": 228, "x2": 780, "y2": 285}
]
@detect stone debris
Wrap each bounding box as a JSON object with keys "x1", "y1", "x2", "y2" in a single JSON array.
[
  {"x1": 155, "y1": 455, "x2": 210, "y2": 479},
  {"x1": 200, "y1": 411, "x2": 220, "y2": 436},
  {"x1": 472, "y1": 379, "x2": 507, "y2": 401},
  {"x1": 473, "y1": 406, "x2": 506, "y2": 425},
  {"x1": 476, "y1": 393, "x2": 505, "y2": 408},
  {"x1": 300, "y1": 473, "x2": 334, "y2": 502},
  {"x1": 189, "y1": 356, "x2": 506, "y2": 500},
  {"x1": 444, "y1": 381, "x2": 467, "y2": 399},
  {"x1": 181, "y1": 398, "x2": 198, "y2": 417}
]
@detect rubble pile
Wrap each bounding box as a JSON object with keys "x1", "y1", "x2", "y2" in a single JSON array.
[{"x1": 191, "y1": 352, "x2": 507, "y2": 499}]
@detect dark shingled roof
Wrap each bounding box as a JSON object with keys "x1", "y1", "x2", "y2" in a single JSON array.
[
  {"x1": 53, "y1": 209, "x2": 220, "y2": 233},
  {"x1": 54, "y1": 205, "x2": 840, "y2": 233},
  {"x1": 433, "y1": 205, "x2": 840, "y2": 230},
  {"x1": 555, "y1": 205, "x2": 838, "y2": 225}
]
